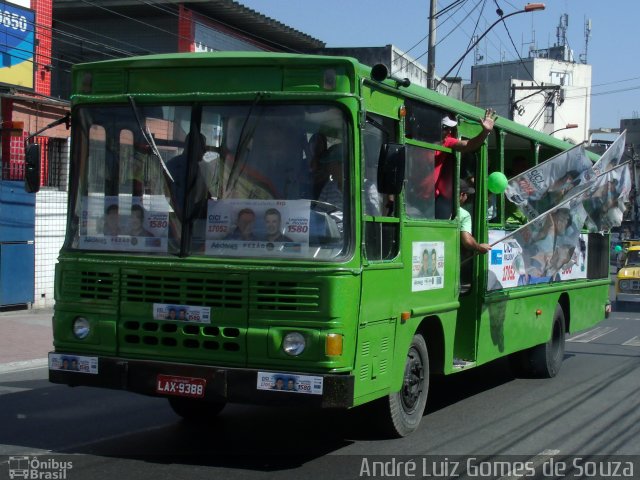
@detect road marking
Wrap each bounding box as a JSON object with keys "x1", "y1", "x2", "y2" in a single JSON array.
[
  {"x1": 0, "y1": 358, "x2": 48, "y2": 374},
  {"x1": 622, "y1": 336, "x2": 640, "y2": 346},
  {"x1": 496, "y1": 449, "x2": 560, "y2": 480},
  {"x1": 567, "y1": 327, "x2": 617, "y2": 343}
]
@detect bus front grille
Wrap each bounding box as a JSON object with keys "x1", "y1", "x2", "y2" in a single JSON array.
[
  {"x1": 60, "y1": 270, "x2": 118, "y2": 304},
  {"x1": 122, "y1": 271, "x2": 245, "y2": 308},
  {"x1": 250, "y1": 280, "x2": 321, "y2": 312},
  {"x1": 121, "y1": 320, "x2": 242, "y2": 353}
]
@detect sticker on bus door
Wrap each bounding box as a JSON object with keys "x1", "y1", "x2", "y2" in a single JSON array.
[{"x1": 411, "y1": 241, "x2": 445, "y2": 292}]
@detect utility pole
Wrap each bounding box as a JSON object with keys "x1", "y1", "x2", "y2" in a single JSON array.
[{"x1": 427, "y1": 0, "x2": 437, "y2": 89}]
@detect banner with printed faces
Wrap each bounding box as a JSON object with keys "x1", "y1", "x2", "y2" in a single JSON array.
[
  {"x1": 581, "y1": 162, "x2": 632, "y2": 232},
  {"x1": 592, "y1": 130, "x2": 627, "y2": 176},
  {"x1": 78, "y1": 195, "x2": 170, "y2": 252},
  {"x1": 505, "y1": 144, "x2": 594, "y2": 221},
  {"x1": 488, "y1": 229, "x2": 588, "y2": 290},
  {"x1": 411, "y1": 241, "x2": 445, "y2": 292},
  {"x1": 205, "y1": 199, "x2": 310, "y2": 256}
]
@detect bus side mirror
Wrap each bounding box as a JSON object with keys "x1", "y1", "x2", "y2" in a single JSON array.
[
  {"x1": 25, "y1": 143, "x2": 41, "y2": 193},
  {"x1": 377, "y1": 143, "x2": 405, "y2": 195}
]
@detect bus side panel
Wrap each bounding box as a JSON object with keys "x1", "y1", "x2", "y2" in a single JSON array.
[
  {"x1": 476, "y1": 292, "x2": 558, "y2": 364},
  {"x1": 567, "y1": 283, "x2": 609, "y2": 333},
  {"x1": 354, "y1": 268, "x2": 403, "y2": 403}
]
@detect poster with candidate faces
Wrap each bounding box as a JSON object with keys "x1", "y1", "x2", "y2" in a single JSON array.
[
  {"x1": 205, "y1": 199, "x2": 311, "y2": 256},
  {"x1": 78, "y1": 195, "x2": 169, "y2": 253},
  {"x1": 411, "y1": 241, "x2": 444, "y2": 292}
]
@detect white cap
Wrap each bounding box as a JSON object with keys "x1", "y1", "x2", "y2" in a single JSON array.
[{"x1": 442, "y1": 117, "x2": 458, "y2": 127}]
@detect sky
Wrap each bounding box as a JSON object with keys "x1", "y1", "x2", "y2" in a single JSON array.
[{"x1": 238, "y1": 0, "x2": 640, "y2": 132}]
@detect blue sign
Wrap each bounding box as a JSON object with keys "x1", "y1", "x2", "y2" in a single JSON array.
[{"x1": 0, "y1": 3, "x2": 35, "y2": 89}]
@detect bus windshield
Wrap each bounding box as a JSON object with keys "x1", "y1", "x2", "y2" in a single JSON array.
[{"x1": 69, "y1": 103, "x2": 350, "y2": 260}]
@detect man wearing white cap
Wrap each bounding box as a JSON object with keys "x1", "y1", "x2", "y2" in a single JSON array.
[{"x1": 434, "y1": 108, "x2": 497, "y2": 219}]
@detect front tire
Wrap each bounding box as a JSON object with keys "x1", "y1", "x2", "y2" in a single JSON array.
[
  {"x1": 511, "y1": 304, "x2": 566, "y2": 378},
  {"x1": 382, "y1": 334, "x2": 429, "y2": 437}
]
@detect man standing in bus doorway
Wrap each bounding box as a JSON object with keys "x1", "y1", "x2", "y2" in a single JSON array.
[
  {"x1": 435, "y1": 108, "x2": 497, "y2": 219},
  {"x1": 459, "y1": 180, "x2": 491, "y2": 255}
]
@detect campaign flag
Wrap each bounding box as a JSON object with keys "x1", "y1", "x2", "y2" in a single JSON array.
[
  {"x1": 592, "y1": 130, "x2": 627, "y2": 176},
  {"x1": 504, "y1": 144, "x2": 593, "y2": 220},
  {"x1": 506, "y1": 199, "x2": 589, "y2": 283},
  {"x1": 579, "y1": 162, "x2": 632, "y2": 232}
]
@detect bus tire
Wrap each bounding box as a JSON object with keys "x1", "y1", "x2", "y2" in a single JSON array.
[
  {"x1": 512, "y1": 304, "x2": 565, "y2": 378},
  {"x1": 383, "y1": 334, "x2": 429, "y2": 437},
  {"x1": 167, "y1": 397, "x2": 226, "y2": 422}
]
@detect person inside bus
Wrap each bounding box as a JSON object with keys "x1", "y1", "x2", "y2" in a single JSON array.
[
  {"x1": 505, "y1": 155, "x2": 530, "y2": 225},
  {"x1": 306, "y1": 132, "x2": 328, "y2": 198},
  {"x1": 459, "y1": 180, "x2": 492, "y2": 255},
  {"x1": 459, "y1": 179, "x2": 491, "y2": 290},
  {"x1": 433, "y1": 108, "x2": 497, "y2": 219},
  {"x1": 317, "y1": 143, "x2": 345, "y2": 232},
  {"x1": 166, "y1": 132, "x2": 208, "y2": 218}
]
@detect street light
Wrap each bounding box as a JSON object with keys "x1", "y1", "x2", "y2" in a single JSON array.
[
  {"x1": 435, "y1": 3, "x2": 545, "y2": 89},
  {"x1": 550, "y1": 123, "x2": 578, "y2": 135}
]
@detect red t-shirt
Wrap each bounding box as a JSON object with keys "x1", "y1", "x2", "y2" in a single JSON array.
[{"x1": 421, "y1": 135, "x2": 458, "y2": 200}]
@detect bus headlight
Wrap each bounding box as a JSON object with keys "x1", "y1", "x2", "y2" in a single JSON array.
[
  {"x1": 72, "y1": 317, "x2": 91, "y2": 339},
  {"x1": 619, "y1": 280, "x2": 629, "y2": 290},
  {"x1": 282, "y1": 332, "x2": 306, "y2": 356}
]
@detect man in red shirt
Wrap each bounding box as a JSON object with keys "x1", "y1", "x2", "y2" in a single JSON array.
[{"x1": 434, "y1": 108, "x2": 497, "y2": 219}]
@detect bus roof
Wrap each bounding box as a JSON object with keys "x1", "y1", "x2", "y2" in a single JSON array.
[{"x1": 72, "y1": 51, "x2": 592, "y2": 158}]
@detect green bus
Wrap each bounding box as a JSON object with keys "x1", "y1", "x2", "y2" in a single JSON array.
[{"x1": 45, "y1": 52, "x2": 610, "y2": 437}]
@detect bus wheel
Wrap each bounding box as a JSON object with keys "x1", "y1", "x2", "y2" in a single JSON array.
[
  {"x1": 167, "y1": 397, "x2": 226, "y2": 422},
  {"x1": 384, "y1": 334, "x2": 429, "y2": 437},
  {"x1": 512, "y1": 304, "x2": 566, "y2": 378}
]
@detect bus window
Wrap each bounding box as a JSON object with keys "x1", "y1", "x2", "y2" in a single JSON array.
[
  {"x1": 405, "y1": 99, "x2": 446, "y2": 144},
  {"x1": 405, "y1": 144, "x2": 436, "y2": 219},
  {"x1": 364, "y1": 113, "x2": 399, "y2": 261}
]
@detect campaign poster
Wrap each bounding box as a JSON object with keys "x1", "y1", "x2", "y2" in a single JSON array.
[
  {"x1": 49, "y1": 353, "x2": 98, "y2": 375},
  {"x1": 78, "y1": 195, "x2": 170, "y2": 253},
  {"x1": 205, "y1": 199, "x2": 310, "y2": 256},
  {"x1": 487, "y1": 229, "x2": 588, "y2": 291},
  {"x1": 152, "y1": 303, "x2": 211, "y2": 324},
  {"x1": 256, "y1": 371, "x2": 324, "y2": 395},
  {"x1": 411, "y1": 241, "x2": 444, "y2": 292}
]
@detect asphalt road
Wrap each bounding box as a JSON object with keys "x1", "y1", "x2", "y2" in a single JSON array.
[{"x1": 1, "y1": 297, "x2": 639, "y2": 479}]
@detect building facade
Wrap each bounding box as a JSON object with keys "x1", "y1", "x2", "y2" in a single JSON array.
[{"x1": 462, "y1": 45, "x2": 591, "y2": 145}]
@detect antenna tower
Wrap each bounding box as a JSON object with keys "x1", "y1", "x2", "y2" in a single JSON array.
[{"x1": 579, "y1": 18, "x2": 592, "y2": 64}]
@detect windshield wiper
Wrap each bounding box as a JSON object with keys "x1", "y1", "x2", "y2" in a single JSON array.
[
  {"x1": 128, "y1": 95, "x2": 174, "y2": 182},
  {"x1": 224, "y1": 92, "x2": 263, "y2": 195}
]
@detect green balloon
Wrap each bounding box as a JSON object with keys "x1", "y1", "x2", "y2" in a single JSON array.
[
  {"x1": 488, "y1": 171, "x2": 508, "y2": 194},
  {"x1": 615, "y1": 245, "x2": 623, "y2": 252}
]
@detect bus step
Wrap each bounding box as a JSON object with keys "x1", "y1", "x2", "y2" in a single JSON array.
[{"x1": 452, "y1": 358, "x2": 475, "y2": 369}]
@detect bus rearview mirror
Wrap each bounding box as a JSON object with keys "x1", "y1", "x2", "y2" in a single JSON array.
[{"x1": 377, "y1": 143, "x2": 405, "y2": 195}]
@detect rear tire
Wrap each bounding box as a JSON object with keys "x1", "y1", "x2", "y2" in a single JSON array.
[
  {"x1": 511, "y1": 304, "x2": 566, "y2": 378},
  {"x1": 167, "y1": 397, "x2": 226, "y2": 422},
  {"x1": 381, "y1": 334, "x2": 429, "y2": 437}
]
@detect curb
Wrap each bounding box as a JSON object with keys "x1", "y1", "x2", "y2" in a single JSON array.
[{"x1": 0, "y1": 358, "x2": 48, "y2": 374}]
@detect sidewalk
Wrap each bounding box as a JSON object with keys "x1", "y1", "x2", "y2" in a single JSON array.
[{"x1": 0, "y1": 307, "x2": 53, "y2": 373}]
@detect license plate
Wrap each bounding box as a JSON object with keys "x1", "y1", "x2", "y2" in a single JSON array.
[{"x1": 156, "y1": 374, "x2": 206, "y2": 398}]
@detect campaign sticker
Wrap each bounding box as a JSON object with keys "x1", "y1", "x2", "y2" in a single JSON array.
[
  {"x1": 49, "y1": 353, "x2": 98, "y2": 374},
  {"x1": 152, "y1": 303, "x2": 211, "y2": 323},
  {"x1": 257, "y1": 371, "x2": 324, "y2": 395}
]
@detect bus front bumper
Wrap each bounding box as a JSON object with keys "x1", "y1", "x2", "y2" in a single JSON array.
[{"x1": 48, "y1": 352, "x2": 354, "y2": 409}]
